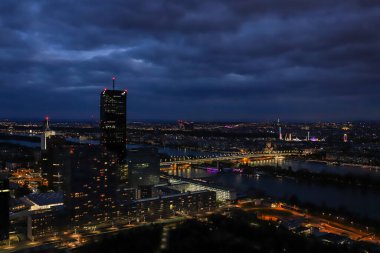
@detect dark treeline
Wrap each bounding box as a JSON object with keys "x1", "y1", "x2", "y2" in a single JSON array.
[
  {"x1": 0, "y1": 133, "x2": 40, "y2": 143},
  {"x1": 0, "y1": 143, "x2": 36, "y2": 166},
  {"x1": 73, "y1": 225, "x2": 162, "y2": 253},
  {"x1": 243, "y1": 165, "x2": 380, "y2": 190}
]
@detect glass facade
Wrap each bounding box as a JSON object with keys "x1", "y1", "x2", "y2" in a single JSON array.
[{"x1": 100, "y1": 89, "x2": 127, "y2": 157}]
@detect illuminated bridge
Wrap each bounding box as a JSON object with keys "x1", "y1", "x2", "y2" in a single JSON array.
[{"x1": 160, "y1": 150, "x2": 303, "y2": 167}]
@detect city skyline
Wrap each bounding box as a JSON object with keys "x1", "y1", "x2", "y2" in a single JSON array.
[
  {"x1": 1, "y1": 1, "x2": 380, "y2": 252},
  {"x1": 1, "y1": 1, "x2": 380, "y2": 121}
]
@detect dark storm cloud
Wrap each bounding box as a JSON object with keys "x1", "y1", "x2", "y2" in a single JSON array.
[{"x1": 0, "y1": 0, "x2": 379, "y2": 121}]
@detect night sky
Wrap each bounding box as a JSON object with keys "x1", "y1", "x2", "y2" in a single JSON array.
[{"x1": 1, "y1": 1, "x2": 379, "y2": 121}]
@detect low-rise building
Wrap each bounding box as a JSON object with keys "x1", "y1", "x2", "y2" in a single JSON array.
[
  {"x1": 127, "y1": 190, "x2": 216, "y2": 222},
  {"x1": 165, "y1": 176, "x2": 236, "y2": 202}
]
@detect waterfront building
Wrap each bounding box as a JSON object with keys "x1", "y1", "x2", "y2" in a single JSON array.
[{"x1": 165, "y1": 176, "x2": 237, "y2": 202}]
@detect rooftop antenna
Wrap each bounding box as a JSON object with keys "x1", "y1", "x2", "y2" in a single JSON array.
[
  {"x1": 112, "y1": 76, "x2": 116, "y2": 90},
  {"x1": 43, "y1": 116, "x2": 50, "y2": 131}
]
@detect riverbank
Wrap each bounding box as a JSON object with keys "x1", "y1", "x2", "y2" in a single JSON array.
[
  {"x1": 242, "y1": 165, "x2": 380, "y2": 190},
  {"x1": 306, "y1": 159, "x2": 380, "y2": 171}
]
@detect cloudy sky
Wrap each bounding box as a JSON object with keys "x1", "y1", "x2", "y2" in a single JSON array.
[{"x1": 1, "y1": 0, "x2": 379, "y2": 121}]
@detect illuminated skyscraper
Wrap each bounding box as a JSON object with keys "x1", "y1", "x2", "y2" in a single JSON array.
[{"x1": 100, "y1": 77, "x2": 127, "y2": 157}]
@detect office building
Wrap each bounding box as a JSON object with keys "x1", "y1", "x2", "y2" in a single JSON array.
[
  {"x1": 100, "y1": 80, "x2": 127, "y2": 157},
  {"x1": 39, "y1": 117, "x2": 66, "y2": 190},
  {"x1": 100, "y1": 80, "x2": 128, "y2": 206},
  {"x1": 127, "y1": 147, "x2": 160, "y2": 189},
  {"x1": 137, "y1": 185, "x2": 161, "y2": 199},
  {"x1": 40, "y1": 135, "x2": 66, "y2": 191},
  {"x1": 27, "y1": 208, "x2": 62, "y2": 241},
  {"x1": 63, "y1": 145, "x2": 119, "y2": 228}
]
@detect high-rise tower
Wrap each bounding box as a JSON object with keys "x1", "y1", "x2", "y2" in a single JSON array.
[
  {"x1": 63, "y1": 145, "x2": 119, "y2": 228},
  {"x1": 40, "y1": 117, "x2": 65, "y2": 190},
  {"x1": 277, "y1": 118, "x2": 283, "y2": 140},
  {"x1": 41, "y1": 117, "x2": 55, "y2": 150},
  {"x1": 100, "y1": 77, "x2": 127, "y2": 157}
]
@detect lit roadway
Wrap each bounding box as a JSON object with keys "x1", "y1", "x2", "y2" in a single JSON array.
[
  {"x1": 0, "y1": 217, "x2": 186, "y2": 253},
  {"x1": 238, "y1": 204, "x2": 380, "y2": 245},
  {"x1": 160, "y1": 150, "x2": 302, "y2": 167}
]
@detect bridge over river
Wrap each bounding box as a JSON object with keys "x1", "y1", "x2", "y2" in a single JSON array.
[{"x1": 160, "y1": 150, "x2": 303, "y2": 167}]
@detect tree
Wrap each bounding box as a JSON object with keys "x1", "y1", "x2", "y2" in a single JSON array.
[{"x1": 14, "y1": 184, "x2": 32, "y2": 197}]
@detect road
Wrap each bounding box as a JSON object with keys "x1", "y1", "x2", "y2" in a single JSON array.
[{"x1": 240, "y1": 204, "x2": 380, "y2": 245}]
